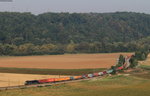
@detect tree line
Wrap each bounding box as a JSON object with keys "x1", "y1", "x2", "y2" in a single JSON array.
[{"x1": 0, "y1": 39, "x2": 149, "y2": 56}]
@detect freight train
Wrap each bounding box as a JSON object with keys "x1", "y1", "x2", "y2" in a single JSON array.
[
  {"x1": 25, "y1": 55, "x2": 133, "y2": 85},
  {"x1": 25, "y1": 68, "x2": 115, "y2": 85}
]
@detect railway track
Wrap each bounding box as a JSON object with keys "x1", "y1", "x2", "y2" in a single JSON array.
[{"x1": 0, "y1": 76, "x2": 103, "y2": 91}]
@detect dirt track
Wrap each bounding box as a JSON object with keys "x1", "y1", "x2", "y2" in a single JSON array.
[{"x1": 0, "y1": 53, "x2": 132, "y2": 69}]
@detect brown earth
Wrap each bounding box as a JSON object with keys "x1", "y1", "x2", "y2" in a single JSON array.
[
  {"x1": 0, "y1": 53, "x2": 132, "y2": 69},
  {"x1": 0, "y1": 73, "x2": 67, "y2": 87}
]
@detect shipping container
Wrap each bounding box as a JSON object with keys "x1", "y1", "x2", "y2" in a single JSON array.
[
  {"x1": 93, "y1": 73, "x2": 99, "y2": 77},
  {"x1": 106, "y1": 69, "x2": 113, "y2": 74},
  {"x1": 82, "y1": 75, "x2": 86, "y2": 78},
  {"x1": 85, "y1": 74, "x2": 88, "y2": 78},
  {"x1": 63, "y1": 77, "x2": 71, "y2": 81},
  {"x1": 103, "y1": 71, "x2": 107, "y2": 75},
  {"x1": 38, "y1": 78, "x2": 55, "y2": 83},
  {"x1": 70, "y1": 76, "x2": 74, "y2": 80},
  {"x1": 87, "y1": 74, "x2": 93, "y2": 78},
  {"x1": 74, "y1": 76, "x2": 82, "y2": 80},
  {"x1": 55, "y1": 78, "x2": 63, "y2": 82},
  {"x1": 117, "y1": 66, "x2": 123, "y2": 70},
  {"x1": 55, "y1": 77, "x2": 70, "y2": 82},
  {"x1": 98, "y1": 72, "x2": 103, "y2": 76}
]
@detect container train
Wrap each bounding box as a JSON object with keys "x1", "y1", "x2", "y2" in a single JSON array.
[
  {"x1": 25, "y1": 55, "x2": 133, "y2": 85},
  {"x1": 25, "y1": 67, "x2": 122, "y2": 85}
]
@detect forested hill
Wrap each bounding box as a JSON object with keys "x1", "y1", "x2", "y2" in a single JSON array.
[
  {"x1": 1, "y1": 12, "x2": 150, "y2": 44},
  {"x1": 0, "y1": 12, "x2": 150, "y2": 55}
]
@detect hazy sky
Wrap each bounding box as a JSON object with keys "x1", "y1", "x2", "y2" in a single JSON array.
[{"x1": 0, "y1": 0, "x2": 150, "y2": 14}]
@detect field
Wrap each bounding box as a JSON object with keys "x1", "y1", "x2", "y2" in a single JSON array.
[
  {"x1": 0, "y1": 65, "x2": 150, "y2": 96},
  {"x1": 0, "y1": 74, "x2": 150, "y2": 96},
  {"x1": 0, "y1": 53, "x2": 150, "y2": 96},
  {"x1": 0, "y1": 53, "x2": 130, "y2": 88},
  {"x1": 0, "y1": 53, "x2": 132, "y2": 69},
  {"x1": 0, "y1": 73, "x2": 68, "y2": 87}
]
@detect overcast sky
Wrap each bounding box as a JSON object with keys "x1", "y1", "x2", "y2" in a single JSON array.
[{"x1": 0, "y1": 0, "x2": 150, "y2": 14}]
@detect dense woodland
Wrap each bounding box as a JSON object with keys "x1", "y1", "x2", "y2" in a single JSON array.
[{"x1": 0, "y1": 12, "x2": 150, "y2": 55}]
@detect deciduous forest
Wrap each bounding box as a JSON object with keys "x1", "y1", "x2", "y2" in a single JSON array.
[{"x1": 0, "y1": 12, "x2": 150, "y2": 55}]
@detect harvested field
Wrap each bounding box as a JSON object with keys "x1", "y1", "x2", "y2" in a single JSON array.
[
  {"x1": 0, "y1": 73, "x2": 67, "y2": 87},
  {"x1": 0, "y1": 53, "x2": 132, "y2": 69}
]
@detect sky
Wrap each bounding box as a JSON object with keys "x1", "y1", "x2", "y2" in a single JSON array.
[{"x1": 0, "y1": 0, "x2": 150, "y2": 15}]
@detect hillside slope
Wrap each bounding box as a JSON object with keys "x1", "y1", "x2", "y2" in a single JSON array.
[
  {"x1": 0, "y1": 12, "x2": 150, "y2": 55},
  {"x1": 0, "y1": 12, "x2": 150, "y2": 44}
]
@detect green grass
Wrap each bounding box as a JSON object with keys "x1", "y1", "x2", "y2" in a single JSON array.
[
  {"x1": 140, "y1": 65, "x2": 150, "y2": 70},
  {"x1": 130, "y1": 65, "x2": 150, "y2": 79},
  {"x1": 0, "y1": 74, "x2": 150, "y2": 96},
  {"x1": 0, "y1": 67, "x2": 106, "y2": 75}
]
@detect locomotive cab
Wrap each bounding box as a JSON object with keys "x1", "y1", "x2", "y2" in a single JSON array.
[{"x1": 25, "y1": 80, "x2": 39, "y2": 85}]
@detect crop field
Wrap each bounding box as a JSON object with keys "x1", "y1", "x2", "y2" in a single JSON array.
[
  {"x1": 0, "y1": 73, "x2": 68, "y2": 87},
  {"x1": 0, "y1": 74, "x2": 150, "y2": 96},
  {"x1": 0, "y1": 53, "x2": 132, "y2": 69}
]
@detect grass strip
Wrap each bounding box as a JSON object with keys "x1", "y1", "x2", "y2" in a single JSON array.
[{"x1": 140, "y1": 65, "x2": 150, "y2": 70}]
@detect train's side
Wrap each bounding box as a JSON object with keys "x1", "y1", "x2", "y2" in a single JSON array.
[{"x1": 25, "y1": 69, "x2": 116, "y2": 85}]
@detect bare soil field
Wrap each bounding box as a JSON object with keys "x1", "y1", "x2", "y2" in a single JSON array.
[
  {"x1": 0, "y1": 53, "x2": 132, "y2": 69},
  {"x1": 0, "y1": 73, "x2": 67, "y2": 87}
]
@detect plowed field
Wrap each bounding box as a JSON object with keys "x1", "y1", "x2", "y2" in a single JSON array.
[{"x1": 0, "y1": 53, "x2": 132, "y2": 69}]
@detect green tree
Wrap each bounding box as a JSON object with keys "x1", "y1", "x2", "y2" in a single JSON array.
[
  {"x1": 129, "y1": 56, "x2": 138, "y2": 68},
  {"x1": 116, "y1": 54, "x2": 125, "y2": 67}
]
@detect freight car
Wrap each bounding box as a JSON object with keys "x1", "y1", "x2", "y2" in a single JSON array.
[
  {"x1": 106, "y1": 69, "x2": 113, "y2": 74},
  {"x1": 38, "y1": 78, "x2": 55, "y2": 84},
  {"x1": 25, "y1": 69, "x2": 114, "y2": 85},
  {"x1": 93, "y1": 73, "x2": 99, "y2": 77},
  {"x1": 98, "y1": 72, "x2": 103, "y2": 76}
]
